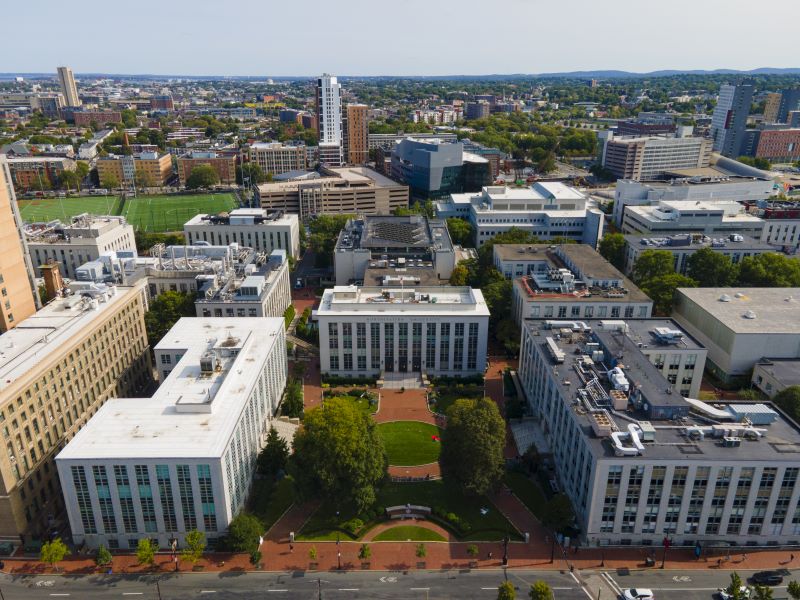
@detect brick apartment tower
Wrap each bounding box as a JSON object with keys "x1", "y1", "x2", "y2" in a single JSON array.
[
  {"x1": 344, "y1": 104, "x2": 369, "y2": 165},
  {"x1": 0, "y1": 157, "x2": 38, "y2": 331}
]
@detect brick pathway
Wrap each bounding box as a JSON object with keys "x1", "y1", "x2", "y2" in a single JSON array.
[
  {"x1": 374, "y1": 388, "x2": 437, "y2": 424},
  {"x1": 361, "y1": 519, "x2": 454, "y2": 542}
]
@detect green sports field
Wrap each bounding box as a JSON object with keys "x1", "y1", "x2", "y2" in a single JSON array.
[{"x1": 17, "y1": 193, "x2": 239, "y2": 232}]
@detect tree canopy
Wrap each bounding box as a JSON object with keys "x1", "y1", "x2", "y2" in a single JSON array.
[
  {"x1": 144, "y1": 290, "x2": 196, "y2": 346},
  {"x1": 737, "y1": 253, "x2": 800, "y2": 287},
  {"x1": 237, "y1": 162, "x2": 267, "y2": 185},
  {"x1": 631, "y1": 249, "x2": 674, "y2": 285},
  {"x1": 290, "y1": 397, "x2": 387, "y2": 512},
  {"x1": 686, "y1": 247, "x2": 739, "y2": 287},
  {"x1": 772, "y1": 386, "x2": 800, "y2": 423},
  {"x1": 498, "y1": 581, "x2": 517, "y2": 600},
  {"x1": 529, "y1": 580, "x2": 555, "y2": 600},
  {"x1": 440, "y1": 398, "x2": 506, "y2": 495},
  {"x1": 40, "y1": 538, "x2": 68, "y2": 569},
  {"x1": 598, "y1": 233, "x2": 626, "y2": 271},
  {"x1": 185, "y1": 164, "x2": 220, "y2": 189},
  {"x1": 640, "y1": 272, "x2": 697, "y2": 315},
  {"x1": 227, "y1": 512, "x2": 264, "y2": 554},
  {"x1": 446, "y1": 217, "x2": 474, "y2": 246},
  {"x1": 257, "y1": 425, "x2": 289, "y2": 478},
  {"x1": 308, "y1": 214, "x2": 353, "y2": 268}
]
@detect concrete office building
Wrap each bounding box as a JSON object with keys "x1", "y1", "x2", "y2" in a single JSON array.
[
  {"x1": 518, "y1": 318, "x2": 800, "y2": 546},
  {"x1": 465, "y1": 101, "x2": 491, "y2": 120},
  {"x1": 56, "y1": 317, "x2": 287, "y2": 550},
  {"x1": 711, "y1": 83, "x2": 754, "y2": 157},
  {"x1": 368, "y1": 133, "x2": 458, "y2": 151},
  {"x1": 612, "y1": 172, "x2": 776, "y2": 228},
  {"x1": 315, "y1": 285, "x2": 489, "y2": 377},
  {"x1": 620, "y1": 200, "x2": 765, "y2": 240},
  {"x1": 622, "y1": 233, "x2": 776, "y2": 276},
  {"x1": 0, "y1": 158, "x2": 38, "y2": 331},
  {"x1": 257, "y1": 166, "x2": 408, "y2": 221},
  {"x1": 673, "y1": 287, "x2": 800, "y2": 383},
  {"x1": 177, "y1": 152, "x2": 237, "y2": 186},
  {"x1": 507, "y1": 244, "x2": 652, "y2": 326},
  {"x1": 440, "y1": 183, "x2": 604, "y2": 248},
  {"x1": 333, "y1": 215, "x2": 456, "y2": 285},
  {"x1": 25, "y1": 215, "x2": 136, "y2": 280},
  {"x1": 599, "y1": 132, "x2": 712, "y2": 181},
  {"x1": 141, "y1": 244, "x2": 244, "y2": 297},
  {"x1": 56, "y1": 67, "x2": 81, "y2": 108},
  {"x1": 344, "y1": 104, "x2": 369, "y2": 165},
  {"x1": 390, "y1": 138, "x2": 491, "y2": 200},
  {"x1": 752, "y1": 359, "x2": 800, "y2": 398},
  {"x1": 775, "y1": 88, "x2": 800, "y2": 124},
  {"x1": 0, "y1": 278, "x2": 151, "y2": 544},
  {"x1": 248, "y1": 142, "x2": 308, "y2": 177},
  {"x1": 195, "y1": 249, "x2": 291, "y2": 319},
  {"x1": 316, "y1": 74, "x2": 343, "y2": 166},
  {"x1": 185, "y1": 209, "x2": 300, "y2": 259},
  {"x1": 745, "y1": 201, "x2": 800, "y2": 250}
]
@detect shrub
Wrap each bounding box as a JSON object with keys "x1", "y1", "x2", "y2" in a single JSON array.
[{"x1": 341, "y1": 518, "x2": 364, "y2": 536}]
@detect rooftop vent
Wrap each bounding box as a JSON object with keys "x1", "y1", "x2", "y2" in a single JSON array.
[
  {"x1": 743, "y1": 310, "x2": 757, "y2": 319},
  {"x1": 719, "y1": 294, "x2": 732, "y2": 302}
]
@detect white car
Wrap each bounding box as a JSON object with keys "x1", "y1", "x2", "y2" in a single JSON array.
[
  {"x1": 717, "y1": 586, "x2": 751, "y2": 600},
  {"x1": 623, "y1": 589, "x2": 654, "y2": 600}
]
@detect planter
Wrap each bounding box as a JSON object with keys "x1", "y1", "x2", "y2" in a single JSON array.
[
  {"x1": 416, "y1": 561, "x2": 426, "y2": 569},
  {"x1": 308, "y1": 562, "x2": 318, "y2": 570},
  {"x1": 361, "y1": 562, "x2": 371, "y2": 570}
]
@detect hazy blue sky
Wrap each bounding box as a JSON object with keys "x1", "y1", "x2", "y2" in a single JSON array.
[{"x1": 2, "y1": 0, "x2": 796, "y2": 76}]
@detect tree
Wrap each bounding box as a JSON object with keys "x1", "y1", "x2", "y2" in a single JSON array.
[
  {"x1": 754, "y1": 586, "x2": 773, "y2": 600},
  {"x1": 76, "y1": 161, "x2": 90, "y2": 182},
  {"x1": 686, "y1": 247, "x2": 738, "y2": 287},
  {"x1": 631, "y1": 249, "x2": 675, "y2": 285},
  {"x1": 447, "y1": 218, "x2": 474, "y2": 246},
  {"x1": 482, "y1": 279, "x2": 513, "y2": 328},
  {"x1": 281, "y1": 379, "x2": 304, "y2": 419},
  {"x1": 467, "y1": 544, "x2": 479, "y2": 559},
  {"x1": 530, "y1": 580, "x2": 554, "y2": 600},
  {"x1": 186, "y1": 164, "x2": 220, "y2": 189},
  {"x1": 144, "y1": 290, "x2": 196, "y2": 346},
  {"x1": 134, "y1": 166, "x2": 155, "y2": 189},
  {"x1": 227, "y1": 512, "x2": 264, "y2": 554},
  {"x1": 308, "y1": 545, "x2": 318, "y2": 560},
  {"x1": 95, "y1": 544, "x2": 112, "y2": 566},
  {"x1": 100, "y1": 172, "x2": 119, "y2": 190},
  {"x1": 257, "y1": 425, "x2": 289, "y2": 477},
  {"x1": 415, "y1": 543, "x2": 427, "y2": 558},
  {"x1": 449, "y1": 264, "x2": 470, "y2": 286},
  {"x1": 787, "y1": 580, "x2": 800, "y2": 600},
  {"x1": 536, "y1": 152, "x2": 556, "y2": 174},
  {"x1": 738, "y1": 253, "x2": 800, "y2": 287},
  {"x1": 598, "y1": 233, "x2": 626, "y2": 271},
  {"x1": 59, "y1": 169, "x2": 81, "y2": 191},
  {"x1": 440, "y1": 398, "x2": 506, "y2": 495},
  {"x1": 737, "y1": 156, "x2": 771, "y2": 171},
  {"x1": 181, "y1": 529, "x2": 207, "y2": 566},
  {"x1": 290, "y1": 397, "x2": 387, "y2": 512},
  {"x1": 496, "y1": 318, "x2": 521, "y2": 356},
  {"x1": 498, "y1": 581, "x2": 516, "y2": 600},
  {"x1": 250, "y1": 550, "x2": 262, "y2": 567},
  {"x1": 639, "y1": 273, "x2": 697, "y2": 315},
  {"x1": 772, "y1": 386, "x2": 800, "y2": 423},
  {"x1": 237, "y1": 162, "x2": 266, "y2": 185},
  {"x1": 541, "y1": 494, "x2": 575, "y2": 533},
  {"x1": 726, "y1": 572, "x2": 746, "y2": 600},
  {"x1": 308, "y1": 214, "x2": 353, "y2": 268},
  {"x1": 136, "y1": 538, "x2": 157, "y2": 567},
  {"x1": 40, "y1": 538, "x2": 68, "y2": 570},
  {"x1": 358, "y1": 544, "x2": 372, "y2": 561}
]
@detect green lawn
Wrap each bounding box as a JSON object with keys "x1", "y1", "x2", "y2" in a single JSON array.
[
  {"x1": 376, "y1": 421, "x2": 442, "y2": 466},
  {"x1": 249, "y1": 476, "x2": 295, "y2": 532},
  {"x1": 430, "y1": 386, "x2": 484, "y2": 415},
  {"x1": 504, "y1": 471, "x2": 548, "y2": 520},
  {"x1": 297, "y1": 480, "x2": 521, "y2": 542},
  {"x1": 325, "y1": 389, "x2": 378, "y2": 416},
  {"x1": 17, "y1": 192, "x2": 238, "y2": 232},
  {"x1": 373, "y1": 526, "x2": 446, "y2": 542}
]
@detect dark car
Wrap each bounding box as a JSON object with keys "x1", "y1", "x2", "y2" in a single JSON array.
[{"x1": 751, "y1": 571, "x2": 783, "y2": 586}]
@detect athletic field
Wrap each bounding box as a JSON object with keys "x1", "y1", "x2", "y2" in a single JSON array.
[{"x1": 17, "y1": 193, "x2": 238, "y2": 232}]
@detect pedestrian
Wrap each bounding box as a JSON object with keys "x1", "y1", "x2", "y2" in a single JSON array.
[
  {"x1": 718, "y1": 558, "x2": 722, "y2": 567},
  {"x1": 488, "y1": 551, "x2": 493, "y2": 561},
  {"x1": 742, "y1": 553, "x2": 747, "y2": 561},
  {"x1": 792, "y1": 553, "x2": 796, "y2": 562},
  {"x1": 290, "y1": 544, "x2": 294, "y2": 554}
]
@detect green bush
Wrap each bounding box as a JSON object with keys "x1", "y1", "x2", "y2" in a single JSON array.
[
  {"x1": 283, "y1": 305, "x2": 296, "y2": 329},
  {"x1": 341, "y1": 518, "x2": 364, "y2": 536}
]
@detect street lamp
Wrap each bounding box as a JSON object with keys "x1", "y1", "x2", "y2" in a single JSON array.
[{"x1": 336, "y1": 532, "x2": 341, "y2": 570}]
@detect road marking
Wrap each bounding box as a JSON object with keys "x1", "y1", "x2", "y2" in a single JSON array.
[
  {"x1": 482, "y1": 587, "x2": 497, "y2": 590},
  {"x1": 267, "y1": 591, "x2": 288, "y2": 593},
  {"x1": 380, "y1": 576, "x2": 398, "y2": 583},
  {"x1": 673, "y1": 576, "x2": 692, "y2": 583},
  {"x1": 122, "y1": 594, "x2": 144, "y2": 597},
  {"x1": 49, "y1": 595, "x2": 70, "y2": 597},
  {"x1": 339, "y1": 589, "x2": 359, "y2": 592},
  {"x1": 411, "y1": 588, "x2": 430, "y2": 591},
  {"x1": 200, "y1": 592, "x2": 217, "y2": 595}
]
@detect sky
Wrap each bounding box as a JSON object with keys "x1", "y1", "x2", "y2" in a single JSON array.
[{"x1": 1, "y1": 0, "x2": 797, "y2": 77}]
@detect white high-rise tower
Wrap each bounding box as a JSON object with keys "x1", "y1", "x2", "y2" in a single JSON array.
[
  {"x1": 316, "y1": 74, "x2": 343, "y2": 166},
  {"x1": 57, "y1": 66, "x2": 81, "y2": 107}
]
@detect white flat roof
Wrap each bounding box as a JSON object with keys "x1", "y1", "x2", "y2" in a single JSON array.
[
  {"x1": 56, "y1": 317, "x2": 285, "y2": 460},
  {"x1": 677, "y1": 288, "x2": 800, "y2": 334},
  {"x1": 315, "y1": 285, "x2": 490, "y2": 317},
  {"x1": 0, "y1": 284, "x2": 141, "y2": 392}
]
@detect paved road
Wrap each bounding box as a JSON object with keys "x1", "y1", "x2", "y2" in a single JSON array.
[
  {"x1": 0, "y1": 569, "x2": 583, "y2": 600},
  {"x1": 604, "y1": 568, "x2": 797, "y2": 600}
]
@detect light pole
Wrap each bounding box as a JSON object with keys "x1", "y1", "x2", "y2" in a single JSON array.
[{"x1": 336, "y1": 532, "x2": 341, "y2": 570}]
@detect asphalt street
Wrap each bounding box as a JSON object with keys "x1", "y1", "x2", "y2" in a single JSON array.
[{"x1": 0, "y1": 569, "x2": 583, "y2": 600}]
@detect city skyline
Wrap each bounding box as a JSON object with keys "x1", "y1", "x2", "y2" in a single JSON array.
[{"x1": 1, "y1": 0, "x2": 797, "y2": 77}]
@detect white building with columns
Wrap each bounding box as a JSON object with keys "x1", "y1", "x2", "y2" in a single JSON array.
[
  {"x1": 56, "y1": 317, "x2": 288, "y2": 550},
  {"x1": 314, "y1": 285, "x2": 490, "y2": 377}
]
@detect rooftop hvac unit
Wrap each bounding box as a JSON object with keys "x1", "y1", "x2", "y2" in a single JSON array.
[
  {"x1": 200, "y1": 351, "x2": 218, "y2": 373},
  {"x1": 545, "y1": 337, "x2": 565, "y2": 363}
]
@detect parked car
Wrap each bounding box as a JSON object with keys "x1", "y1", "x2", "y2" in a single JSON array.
[
  {"x1": 623, "y1": 589, "x2": 654, "y2": 600},
  {"x1": 751, "y1": 571, "x2": 783, "y2": 586},
  {"x1": 718, "y1": 585, "x2": 751, "y2": 600}
]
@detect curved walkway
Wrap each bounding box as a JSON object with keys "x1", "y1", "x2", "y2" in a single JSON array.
[
  {"x1": 374, "y1": 388, "x2": 436, "y2": 424},
  {"x1": 387, "y1": 461, "x2": 441, "y2": 479},
  {"x1": 362, "y1": 519, "x2": 454, "y2": 542}
]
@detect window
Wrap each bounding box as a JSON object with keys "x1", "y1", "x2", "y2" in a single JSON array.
[
  {"x1": 114, "y1": 465, "x2": 137, "y2": 533},
  {"x1": 135, "y1": 465, "x2": 157, "y2": 533},
  {"x1": 71, "y1": 466, "x2": 97, "y2": 534},
  {"x1": 93, "y1": 466, "x2": 117, "y2": 533},
  {"x1": 177, "y1": 465, "x2": 197, "y2": 531},
  {"x1": 197, "y1": 464, "x2": 217, "y2": 531}
]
